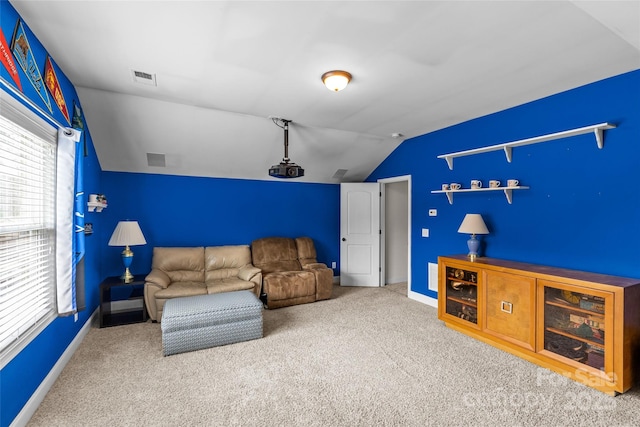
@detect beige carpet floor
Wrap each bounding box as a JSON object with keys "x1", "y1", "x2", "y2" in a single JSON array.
[{"x1": 27, "y1": 284, "x2": 640, "y2": 426}]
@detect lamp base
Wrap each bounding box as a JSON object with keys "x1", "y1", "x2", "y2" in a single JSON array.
[
  {"x1": 467, "y1": 234, "x2": 480, "y2": 261},
  {"x1": 121, "y1": 246, "x2": 135, "y2": 283},
  {"x1": 121, "y1": 267, "x2": 134, "y2": 283}
]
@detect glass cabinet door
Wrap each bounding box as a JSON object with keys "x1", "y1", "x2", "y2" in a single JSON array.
[
  {"x1": 539, "y1": 279, "x2": 612, "y2": 374},
  {"x1": 444, "y1": 266, "x2": 479, "y2": 327}
]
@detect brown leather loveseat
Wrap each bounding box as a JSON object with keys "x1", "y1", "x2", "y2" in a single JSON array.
[
  {"x1": 251, "y1": 237, "x2": 333, "y2": 309},
  {"x1": 144, "y1": 245, "x2": 262, "y2": 321}
]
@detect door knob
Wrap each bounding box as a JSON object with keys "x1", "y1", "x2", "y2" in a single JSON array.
[{"x1": 342, "y1": 238, "x2": 346, "y2": 241}]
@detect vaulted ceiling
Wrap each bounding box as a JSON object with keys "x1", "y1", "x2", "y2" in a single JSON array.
[{"x1": 10, "y1": 1, "x2": 640, "y2": 183}]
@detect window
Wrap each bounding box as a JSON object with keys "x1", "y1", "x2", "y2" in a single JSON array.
[{"x1": 0, "y1": 95, "x2": 58, "y2": 367}]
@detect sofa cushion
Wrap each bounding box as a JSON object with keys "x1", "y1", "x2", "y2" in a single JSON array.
[
  {"x1": 205, "y1": 245, "x2": 252, "y2": 282},
  {"x1": 152, "y1": 247, "x2": 205, "y2": 283},
  {"x1": 263, "y1": 271, "x2": 315, "y2": 300},
  {"x1": 251, "y1": 237, "x2": 301, "y2": 274},
  {"x1": 295, "y1": 237, "x2": 319, "y2": 267},
  {"x1": 207, "y1": 278, "x2": 256, "y2": 294},
  {"x1": 155, "y1": 281, "x2": 207, "y2": 298}
]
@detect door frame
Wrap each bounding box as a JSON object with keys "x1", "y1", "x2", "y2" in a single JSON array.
[{"x1": 378, "y1": 175, "x2": 411, "y2": 295}]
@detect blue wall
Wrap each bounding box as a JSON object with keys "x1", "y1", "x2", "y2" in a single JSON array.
[
  {"x1": 0, "y1": 1, "x2": 104, "y2": 426},
  {"x1": 100, "y1": 172, "x2": 340, "y2": 278},
  {"x1": 368, "y1": 69, "x2": 640, "y2": 299}
]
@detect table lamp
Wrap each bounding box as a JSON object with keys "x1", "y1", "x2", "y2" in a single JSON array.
[
  {"x1": 457, "y1": 214, "x2": 489, "y2": 261},
  {"x1": 108, "y1": 220, "x2": 147, "y2": 283}
]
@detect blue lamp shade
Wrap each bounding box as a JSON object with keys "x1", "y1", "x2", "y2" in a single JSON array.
[
  {"x1": 457, "y1": 214, "x2": 489, "y2": 260},
  {"x1": 108, "y1": 220, "x2": 146, "y2": 283}
]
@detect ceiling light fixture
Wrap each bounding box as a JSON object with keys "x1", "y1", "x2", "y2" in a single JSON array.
[{"x1": 321, "y1": 70, "x2": 352, "y2": 92}]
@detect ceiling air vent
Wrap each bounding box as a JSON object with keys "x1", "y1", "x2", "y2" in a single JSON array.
[
  {"x1": 132, "y1": 69, "x2": 157, "y2": 86},
  {"x1": 332, "y1": 169, "x2": 348, "y2": 179}
]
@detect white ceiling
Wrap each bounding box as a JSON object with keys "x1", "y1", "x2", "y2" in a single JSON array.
[{"x1": 10, "y1": 1, "x2": 640, "y2": 183}]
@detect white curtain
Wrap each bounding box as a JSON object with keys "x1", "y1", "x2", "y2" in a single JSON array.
[{"x1": 55, "y1": 127, "x2": 82, "y2": 315}]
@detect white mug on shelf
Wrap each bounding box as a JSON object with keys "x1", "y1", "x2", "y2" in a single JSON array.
[
  {"x1": 442, "y1": 183, "x2": 450, "y2": 191},
  {"x1": 489, "y1": 180, "x2": 501, "y2": 188},
  {"x1": 470, "y1": 180, "x2": 482, "y2": 189},
  {"x1": 450, "y1": 183, "x2": 462, "y2": 190},
  {"x1": 507, "y1": 179, "x2": 519, "y2": 187},
  {"x1": 89, "y1": 194, "x2": 98, "y2": 203}
]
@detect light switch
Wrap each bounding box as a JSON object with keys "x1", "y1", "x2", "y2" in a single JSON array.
[
  {"x1": 422, "y1": 228, "x2": 429, "y2": 237},
  {"x1": 429, "y1": 209, "x2": 437, "y2": 216}
]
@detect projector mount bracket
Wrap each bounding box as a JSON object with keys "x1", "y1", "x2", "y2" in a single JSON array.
[
  {"x1": 268, "y1": 117, "x2": 304, "y2": 178},
  {"x1": 272, "y1": 117, "x2": 292, "y2": 163}
]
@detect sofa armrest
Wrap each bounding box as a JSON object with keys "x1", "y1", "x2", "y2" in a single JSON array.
[
  {"x1": 145, "y1": 269, "x2": 171, "y2": 289},
  {"x1": 238, "y1": 265, "x2": 262, "y2": 297},
  {"x1": 302, "y1": 262, "x2": 329, "y2": 271},
  {"x1": 238, "y1": 265, "x2": 261, "y2": 282},
  {"x1": 144, "y1": 269, "x2": 171, "y2": 322}
]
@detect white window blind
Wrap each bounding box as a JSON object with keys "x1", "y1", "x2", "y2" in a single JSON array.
[{"x1": 0, "y1": 94, "x2": 57, "y2": 366}]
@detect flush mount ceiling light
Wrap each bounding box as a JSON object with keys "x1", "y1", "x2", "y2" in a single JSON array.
[{"x1": 321, "y1": 70, "x2": 352, "y2": 92}]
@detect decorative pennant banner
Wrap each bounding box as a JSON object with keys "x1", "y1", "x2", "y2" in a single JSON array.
[
  {"x1": 0, "y1": 27, "x2": 22, "y2": 91},
  {"x1": 72, "y1": 100, "x2": 87, "y2": 156},
  {"x1": 45, "y1": 56, "x2": 70, "y2": 124},
  {"x1": 10, "y1": 18, "x2": 52, "y2": 113}
]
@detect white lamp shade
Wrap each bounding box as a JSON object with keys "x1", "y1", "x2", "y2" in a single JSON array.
[
  {"x1": 108, "y1": 220, "x2": 147, "y2": 246},
  {"x1": 458, "y1": 214, "x2": 489, "y2": 235}
]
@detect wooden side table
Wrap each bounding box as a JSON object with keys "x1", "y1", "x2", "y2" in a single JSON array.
[{"x1": 99, "y1": 274, "x2": 148, "y2": 328}]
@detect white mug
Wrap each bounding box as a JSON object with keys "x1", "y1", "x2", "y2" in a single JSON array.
[
  {"x1": 89, "y1": 194, "x2": 98, "y2": 203},
  {"x1": 471, "y1": 180, "x2": 482, "y2": 189},
  {"x1": 507, "y1": 179, "x2": 519, "y2": 187},
  {"x1": 489, "y1": 180, "x2": 501, "y2": 188},
  {"x1": 450, "y1": 183, "x2": 462, "y2": 190},
  {"x1": 442, "y1": 183, "x2": 450, "y2": 191}
]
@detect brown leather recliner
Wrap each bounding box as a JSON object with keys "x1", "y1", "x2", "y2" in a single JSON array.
[{"x1": 251, "y1": 237, "x2": 333, "y2": 309}]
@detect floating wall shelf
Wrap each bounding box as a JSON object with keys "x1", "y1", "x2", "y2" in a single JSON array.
[
  {"x1": 87, "y1": 201, "x2": 107, "y2": 212},
  {"x1": 431, "y1": 186, "x2": 529, "y2": 204},
  {"x1": 437, "y1": 123, "x2": 616, "y2": 170}
]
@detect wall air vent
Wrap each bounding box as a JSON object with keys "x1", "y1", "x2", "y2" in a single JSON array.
[
  {"x1": 131, "y1": 70, "x2": 157, "y2": 86},
  {"x1": 146, "y1": 152, "x2": 166, "y2": 167}
]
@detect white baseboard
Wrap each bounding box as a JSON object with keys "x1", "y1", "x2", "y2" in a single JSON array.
[
  {"x1": 10, "y1": 308, "x2": 98, "y2": 427},
  {"x1": 408, "y1": 290, "x2": 438, "y2": 308},
  {"x1": 333, "y1": 275, "x2": 340, "y2": 285}
]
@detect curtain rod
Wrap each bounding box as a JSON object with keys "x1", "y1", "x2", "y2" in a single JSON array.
[{"x1": 0, "y1": 76, "x2": 67, "y2": 129}]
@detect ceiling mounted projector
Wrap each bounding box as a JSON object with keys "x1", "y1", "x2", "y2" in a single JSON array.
[{"x1": 269, "y1": 118, "x2": 304, "y2": 179}]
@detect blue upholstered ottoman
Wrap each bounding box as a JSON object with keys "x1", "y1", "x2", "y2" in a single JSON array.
[{"x1": 161, "y1": 291, "x2": 263, "y2": 356}]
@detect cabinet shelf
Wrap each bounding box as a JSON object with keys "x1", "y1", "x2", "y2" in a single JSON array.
[
  {"x1": 545, "y1": 327, "x2": 604, "y2": 349},
  {"x1": 545, "y1": 300, "x2": 605, "y2": 318},
  {"x1": 446, "y1": 295, "x2": 477, "y2": 307},
  {"x1": 446, "y1": 277, "x2": 477, "y2": 286},
  {"x1": 437, "y1": 123, "x2": 616, "y2": 170},
  {"x1": 431, "y1": 186, "x2": 529, "y2": 204}
]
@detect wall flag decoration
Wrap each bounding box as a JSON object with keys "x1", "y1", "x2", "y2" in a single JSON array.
[
  {"x1": 0, "y1": 27, "x2": 22, "y2": 91},
  {"x1": 10, "y1": 18, "x2": 51, "y2": 112},
  {"x1": 72, "y1": 100, "x2": 87, "y2": 156},
  {"x1": 45, "y1": 56, "x2": 70, "y2": 124}
]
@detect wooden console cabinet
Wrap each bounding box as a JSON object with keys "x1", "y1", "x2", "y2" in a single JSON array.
[{"x1": 438, "y1": 255, "x2": 640, "y2": 395}]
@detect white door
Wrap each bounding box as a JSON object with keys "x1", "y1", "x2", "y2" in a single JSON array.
[{"x1": 340, "y1": 183, "x2": 380, "y2": 287}]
